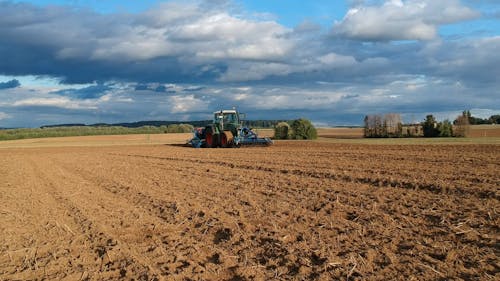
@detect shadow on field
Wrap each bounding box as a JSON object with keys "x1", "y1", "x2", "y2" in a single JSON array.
[{"x1": 165, "y1": 144, "x2": 191, "y2": 147}]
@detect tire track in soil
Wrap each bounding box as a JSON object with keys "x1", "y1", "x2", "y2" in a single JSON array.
[
  {"x1": 84, "y1": 152, "x2": 494, "y2": 280},
  {"x1": 55, "y1": 152, "x2": 386, "y2": 280},
  {"x1": 0, "y1": 155, "x2": 86, "y2": 280},
  {"x1": 27, "y1": 156, "x2": 165, "y2": 280},
  {"x1": 2, "y1": 144, "x2": 498, "y2": 280},
  {"x1": 100, "y1": 150, "x2": 500, "y2": 241},
  {"x1": 53, "y1": 152, "x2": 336, "y2": 280},
  {"x1": 115, "y1": 153, "x2": 498, "y2": 200},
  {"x1": 57, "y1": 160, "x2": 181, "y2": 224},
  {"x1": 36, "y1": 154, "x2": 230, "y2": 280},
  {"x1": 101, "y1": 151, "x2": 500, "y2": 279}
]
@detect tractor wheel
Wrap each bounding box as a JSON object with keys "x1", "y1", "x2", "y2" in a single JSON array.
[
  {"x1": 220, "y1": 131, "x2": 234, "y2": 148},
  {"x1": 205, "y1": 125, "x2": 219, "y2": 148},
  {"x1": 205, "y1": 131, "x2": 214, "y2": 148}
]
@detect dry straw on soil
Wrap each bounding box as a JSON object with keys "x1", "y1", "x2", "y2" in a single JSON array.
[{"x1": 0, "y1": 135, "x2": 498, "y2": 280}]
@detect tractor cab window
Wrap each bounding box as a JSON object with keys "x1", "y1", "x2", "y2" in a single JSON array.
[
  {"x1": 214, "y1": 112, "x2": 239, "y2": 125},
  {"x1": 214, "y1": 113, "x2": 223, "y2": 123},
  {"x1": 224, "y1": 113, "x2": 236, "y2": 123}
]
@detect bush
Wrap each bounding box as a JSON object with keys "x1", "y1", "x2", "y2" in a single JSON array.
[
  {"x1": 167, "y1": 124, "x2": 180, "y2": 133},
  {"x1": 178, "y1": 124, "x2": 194, "y2": 133},
  {"x1": 438, "y1": 120, "x2": 453, "y2": 137},
  {"x1": 274, "y1": 122, "x2": 291, "y2": 139},
  {"x1": 290, "y1": 118, "x2": 317, "y2": 140}
]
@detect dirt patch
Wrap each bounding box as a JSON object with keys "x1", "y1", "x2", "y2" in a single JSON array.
[{"x1": 0, "y1": 140, "x2": 498, "y2": 280}]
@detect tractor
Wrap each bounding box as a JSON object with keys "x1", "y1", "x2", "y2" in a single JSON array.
[{"x1": 188, "y1": 109, "x2": 273, "y2": 148}]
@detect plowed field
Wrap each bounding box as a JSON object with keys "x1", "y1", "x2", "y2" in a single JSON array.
[{"x1": 1, "y1": 137, "x2": 499, "y2": 280}]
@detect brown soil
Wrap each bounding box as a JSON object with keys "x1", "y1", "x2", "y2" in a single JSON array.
[
  {"x1": 467, "y1": 125, "x2": 500, "y2": 138},
  {"x1": 0, "y1": 139, "x2": 498, "y2": 280},
  {"x1": 317, "y1": 128, "x2": 364, "y2": 139}
]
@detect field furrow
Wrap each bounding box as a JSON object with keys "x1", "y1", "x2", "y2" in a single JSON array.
[{"x1": 1, "y1": 140, "x2": 498, "y2": 280}]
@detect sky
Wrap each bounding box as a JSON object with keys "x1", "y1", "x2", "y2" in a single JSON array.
[{"x1": 0, "y1": 0, "x2": 499, "y2": 127}]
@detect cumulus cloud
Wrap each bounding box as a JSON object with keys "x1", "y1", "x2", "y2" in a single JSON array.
[
  {"x1": 333, "y1": 0, "x2": 480, "y2": 41},
  {"x1": 0, "y1": 0, "x2": 498, "y2": 127},
  {"x1": 12, "y1": 97, "x2": 98, "y2": 110},
  {"x1": 0, "y1": 79, "x2": 21, "y2": 89},
  {"x1": 420, "y1": 36, "x2": 500, "y2": 84},
  {"x1": 0, "y1": 112, "x2": 11, "y2": 120},
  {"x1": 0, "y1": 1, "x2": 294, "y2": 84}
]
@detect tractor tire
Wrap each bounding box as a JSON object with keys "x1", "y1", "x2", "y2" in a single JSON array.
[
  {"x1": 205, "y1": 131, "x2": 214, "y2": 148},
  {"x1": 205, "y1": 125, "x2": 221, "y2": 148},
  {"x1": 220, "y1": 131, "x2": 234, "y2": 148}
]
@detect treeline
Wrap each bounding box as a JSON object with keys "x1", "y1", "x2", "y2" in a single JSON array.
[
  {"x1": 244, "y1": 120, "x2": 290, "y2": 128},
  {"x1": 40, "y1": 119, "x2": 288, "y2": 129},
  {"x1": 0, "y1": 124, "x2": 194, "y2": 141},
  {"x1": 364, "y1": 111, "x2": 498, "y2": 138},
  {"x1": 41, "y1": 121, "x2": 209, "y2": 129},
  {"x1": 459, "y1": 111, "x2": 500, "y2": 125},
  {"x1": 0, "y1": 119, "x2": 290, "y2": 141}
]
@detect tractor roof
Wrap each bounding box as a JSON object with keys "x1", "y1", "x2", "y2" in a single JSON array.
[{"x1": 214, "y1": 110, "x2": 237, "y2": 114}]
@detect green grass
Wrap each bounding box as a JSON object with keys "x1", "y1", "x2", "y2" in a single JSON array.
[{"x1": 0, "y1": 125, "x2": 192, "y2": 141}]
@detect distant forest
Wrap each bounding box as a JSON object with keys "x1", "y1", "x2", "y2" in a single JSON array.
[
  {"x1": 0, "y1": 119, "x2": 292, "y2": 141},
  {"x1": 40, "y1": 119, "x2": 290, "y2": 129}
]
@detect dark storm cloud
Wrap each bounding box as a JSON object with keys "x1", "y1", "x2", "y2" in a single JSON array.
[
  {"x1": 0, "y1": 0, "x2": 496, "y2": 88},
  {"x1": 0, "y1": 0, "x2": 498, "y2": 128},
  {"x1": 0, "y1": 79, "x2": 20, "y2": 89},
  {"x1": 134, "y1": 84, "x2": 150, "y2": 91},
  {"x1": 155, "y1": 85, "x2": 167, "y2": 92},
  {"x1": 53, "y1": 84, "x2": 112, "y2": 99},
  {"x1": 0, "y1": 1, "x2": 227, "y2": 84},
  {"x1": 0, "y1": 0, "x2": 300, "y2": 84}
]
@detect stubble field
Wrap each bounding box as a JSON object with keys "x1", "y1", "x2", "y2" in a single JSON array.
[{"x1": 0, "y1": 134, "x2": 498, "y2": 280}]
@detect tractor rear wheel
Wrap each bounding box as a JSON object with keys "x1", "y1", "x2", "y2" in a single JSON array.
[
  {"x1": 204, "y1": 125, "x2": 219, "y2": 148},
  {"x1": 220, "y1": 131, "x2": 234, "y2": 148},
  {"x1": 205, "y1": 131, "x2": 214, "y2": 147}
]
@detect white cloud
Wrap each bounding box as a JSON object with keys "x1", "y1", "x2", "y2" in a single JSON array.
[
  {"x1": 169, "y1": 95, "x2": 208, "y2": 113},
  {"x1": 334, "y1": 0, "x2": 480, "y2": 41},
  {"x1": 0, "y1": 112, "x2": 11, "y2": 120},
  {"x1": 43, "y1": 3, "x2": 293, "y2": 64},
  {"x1": 13, "y1": 97, "x2": 98, "y2": 110},
  {"x1": 0, "y1": 1, "x2": 498, "y2": 127},
  {"x1": 318, "y1": 53, "x2": 357, "y2": 67}
]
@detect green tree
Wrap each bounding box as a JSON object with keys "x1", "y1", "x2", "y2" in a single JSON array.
[
  {"x1": 274, "y1": 122, "x2": 291, "y2": 139},
  {"x1": 290, "y1": 118, "x2": 317, "y2": 140},
  {"x1": 489, "y1": 115, "x2": 500, "y2": 124},
  {"x1": 438, "y1": 120, "x2": 453, "y2": 137},
  {"x1": 422, "y1": 115, "x2": 439, "y2": 137}
]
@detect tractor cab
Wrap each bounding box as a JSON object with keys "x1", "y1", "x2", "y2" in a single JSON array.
[{"x1": 213, "y1": 110, "x2": 243, "y2": 136}]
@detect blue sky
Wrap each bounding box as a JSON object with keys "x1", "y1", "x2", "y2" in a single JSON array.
[{"x1": 0, "y1": 0, "x2": 499, "y2": 127}]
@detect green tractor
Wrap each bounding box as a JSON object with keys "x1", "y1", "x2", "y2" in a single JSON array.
[{"x1": 188, "y1": 109, "x2": 273, "y2": 148}]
